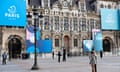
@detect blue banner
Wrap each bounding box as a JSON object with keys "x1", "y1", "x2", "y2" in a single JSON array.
[
  {"x1": 0, "y1": 0, "x2": 26, "y2": 27},
  {"x1": 83, "y1": 40, "x2": 93, "y2": 52},
  {"x1": 101, "y1": 8, "x2": 120, "y2": 30},
  {"x1": 26, "y1": 25, "x2": 52, "y2": 53},
  {"x1": 37, "y1": 40, "x2": 52, "y2": 53},
  {"x1": 93, "y1": 32, "x2": 103, "y2": 52},
  {"x1": 26, "y1": 25, "x2": 40, "y2": 53}
]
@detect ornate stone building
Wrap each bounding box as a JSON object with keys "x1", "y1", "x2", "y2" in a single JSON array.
[{"x1": 0, "y1": 0, "x2": 120, "y2": 59}]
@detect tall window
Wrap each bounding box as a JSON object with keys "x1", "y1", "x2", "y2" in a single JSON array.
[
  {"x1": 55, "y1": 39, "x2": 59, "y2": 47},
  {"x1": 79, "y1": 18, "x2": 82, "y2": 31},
  {"x1": 64, "y1": 17, "x2": 69, "y2": 31},
  {"x1": 40, "y1": 20, "x2": 43, "y2": 29},
  {"x1": 90, "y1": 19, "x2": 94, "y2": 30},
  {"x1": 94, "y1": 20, "x2": 97, "y2": 29},
  {"x1": 81, "y1": 3, "x2": 85, "y2": 12},
  {"x1": 28, "y1": 0, "x2": 30, "y2": 5},
  {"x1": 100, "y1": 4, "x2": 104, "y2": 8},
  {"x1": 27, "y1": 19, "x2": 32, "y2": 26},
  {"x1": 108, "y1": 4, "x2": 111, "y2": 9},
  {"x1": 60, "y1": 18, "x2": 63, "y2": 31},
  {"x1": 45, "y1": 38, "x2": 49, "y2": 40},
  {"x1": 73, "y1": 18, "x2": 78, "y2": 31},
  {"x1": 74, "y1": 39, "x2": 78, "y2": 47},
  {"x1": 36, "y1": 18, "x2": 39, "y2": 27},
  {"x1": 81, "y1": 18, "x2": 86, "y2": 31},
  {"x1": 54, "y1": 16, "x2": 59, "y2": 30},
  {"x1": 95, "y1": 20, "x2": 100, "y2": 29},
  {"x1": 44, "y1": 0, "x2": 48, "y2": 7},
  {"x1": 44, "y1": 16, "x2": 49, "y2": 30},
  {"x1": 69, "y1": 18, "x2": 72, "y2": 31},
  {"x1": 87, "y1": 20, "x2": 89, "y2": 31}
]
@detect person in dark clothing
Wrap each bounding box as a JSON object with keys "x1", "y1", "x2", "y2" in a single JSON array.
[
  {"x1": 62, "y1": 48, "x2": 66, "y2": 62},
  {"x1": 100, "y1": 51, "x2": 103, "y2": 59},
  {"x1": 2, "y1": 52, "x2": 7, "y2": 65},
  {"x1": 58, "y1": 51, "x2": 61, "y2": 63},
  {"x1": 52, "y1": 51, "x2": 54, "y2": 60}
]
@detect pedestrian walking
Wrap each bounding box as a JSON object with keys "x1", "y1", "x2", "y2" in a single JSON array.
[
  {"x1": 62, "y1": 48, "x2": 66, "y2": 62},
  {"x1": 89, "y1": 51, "x2": 97, "y2": 72},
  {"x1": 2, "y1": 52, "x2": 7, "y2": 65},
  {"x1": 91, "y1": 49, "x2": 97, "y2": 72},
  {"x1": 57, "y1": 51, "x2": 61, "y2": 63}
]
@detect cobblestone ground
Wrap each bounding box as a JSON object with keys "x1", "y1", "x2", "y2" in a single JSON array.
[{"x1": 0, "y1": 56, "x2": 120, "y2": 72}]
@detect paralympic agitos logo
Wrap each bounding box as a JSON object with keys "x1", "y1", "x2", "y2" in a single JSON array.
[{"x1": 4, "y1": 5, "x2": 20, "y2": 19}]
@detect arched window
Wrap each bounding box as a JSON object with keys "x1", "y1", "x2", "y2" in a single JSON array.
[
  {"x1": 45, "y1": 35, "x2": 49, "y2": 40},
  {"x1": 108, "y1": 4, "x2": 111, "y2": 9},
  {"x1": 55, "y1": 38, "x2": 59, "y2": 47},
  {"x1": 74, "y1": 38, "x2": 78, "y2": 47},
  {"x1": 100, "y1": 4, "x2": 104, "y2": 8}
]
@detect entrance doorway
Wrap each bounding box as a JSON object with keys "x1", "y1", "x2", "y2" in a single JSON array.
[
  {"x1": 8, "y1": 38, "x2": 21, "y2": 59},
  {"x1": 103, "y1": 39, "x2": 111, "y2": 52},
  {"x1": 64, "y1": 36, "x2": 70, "y2": 54}
]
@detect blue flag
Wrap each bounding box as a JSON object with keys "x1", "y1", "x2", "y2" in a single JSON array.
[
  {"x1": 93, "y1": 32, "x2": 103, "y2": 52},
  {"x1": 26, "y1": 25, "x2": 40, "y2": 53}
]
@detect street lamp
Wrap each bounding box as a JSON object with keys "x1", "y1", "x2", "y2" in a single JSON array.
[
  {"x1": 79, "y1": 30, "x2": 81, "y2": 56},
  {"x1": 30, "y1": 6, "x2": 43, "y2": 70},
  {"x1": 69, "y1": 23, "x2": 72, "y2": 56}
]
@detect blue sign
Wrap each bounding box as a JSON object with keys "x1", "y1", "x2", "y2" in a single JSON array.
[
  {"x1": 0, "y1": 0, "x2": 26, "y2": 27},
  {"x1": 26, "y1": 46, "x2": 40, "y2": 53},
  {"x1": 101, "y1": 8, "x2": 120, "y2": 30},
  {"x1": 37, "y1": 40, "x2": 52, "y2": 53},
  {"x1": 83, "y1": 40, "x2": 93, "y2": 52},
  {"x1": 93, "y1": 32, "x2": 103, "y2": 52}
]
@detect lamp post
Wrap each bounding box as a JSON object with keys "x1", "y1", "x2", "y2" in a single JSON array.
[
  {"x1": 69, "y1": 23, "x2": 72, "y2": 56},
  {"x1": 39, "y1": 12, "x2": 43, "y2": 40},
  {"x1": 30, "y1": 6, "x2": 43, "y2": 70},
  {"x1": 79, "y1": 30, "x2": 81, "y2": 56},
  {"x1": 30, "y1": 6, "x2": 38, "y2": 70}
]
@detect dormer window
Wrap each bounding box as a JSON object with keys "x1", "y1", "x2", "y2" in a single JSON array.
[{"x1": 63, "y1": 1, "x2": 68, "y2": 7}]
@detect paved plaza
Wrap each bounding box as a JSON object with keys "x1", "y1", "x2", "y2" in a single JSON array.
[{"x1": 0, "y1": 56, "x2": 120, "y2": 72}]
